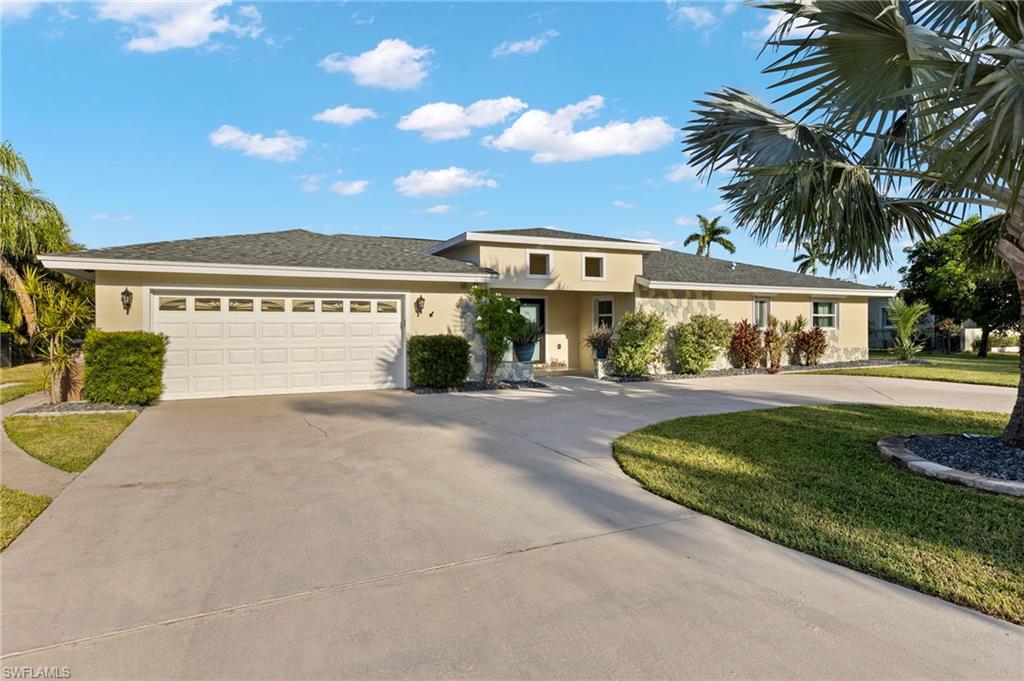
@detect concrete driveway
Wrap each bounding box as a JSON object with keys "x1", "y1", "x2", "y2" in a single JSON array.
[{"x1": 2, "y1": 374, "x2": 1021, "y2": 679}]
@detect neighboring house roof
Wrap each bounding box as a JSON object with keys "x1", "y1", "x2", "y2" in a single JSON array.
[
  {"x1": 426, "y1": 227, "x2": 660, "y2": 254},
  {"x1": 640, "y1": 249, "x2": 892, "y2": 296},
  {"x1": 478, "y1": 227, "x2": 641, "y2": 243}
]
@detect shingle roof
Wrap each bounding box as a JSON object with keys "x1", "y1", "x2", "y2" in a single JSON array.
[
  {"x1": 51, "y1": 229, "x2": 488, "y2": 275},
  {"x1": 641, "y1": 249, "x2": 886, "y2": 291},
  {"x1": 475, "y1": 227, "x2": 640, "y2": 243}
]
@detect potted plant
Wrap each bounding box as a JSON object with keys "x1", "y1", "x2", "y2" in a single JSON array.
[
  {"x1": 512, "y1": 320, "x2": 543, "y2": 362},
  {"x1": 584, "y1": 324, "x2": 615, "y2": 360}
]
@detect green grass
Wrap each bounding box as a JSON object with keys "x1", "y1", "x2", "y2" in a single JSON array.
[
  {"x1": 613, "y1": 405, "x2": 1024, "y2": 624},
  {"x1": 1, "y1": 485, "x2": 51, "y2": 551},
  {"x1": 0, "y1": 362, "x2": 46, "y2": 403},
  {"x1": 4, "y1": 412, "x2": 137, "y2": 473},
  {"x1": 805, "y1": 350, "x2": 1019, "y2": 387}
]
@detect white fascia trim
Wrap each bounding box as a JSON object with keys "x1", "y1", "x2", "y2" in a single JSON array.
[
  {"x1": 38, "y1": 256, "x2": 497, "y2": 283},
  {"x1": 426, "y1": 231, "x2": 661, "y2": 254},
  {"x1": 636, "y1": 276, "x2": 896, "y2": 298}
]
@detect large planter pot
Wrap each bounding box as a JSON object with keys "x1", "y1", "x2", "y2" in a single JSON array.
[
  {"x1": 595, "y1": 347, "x2": 609, "y2": 360},
  {"x1": 513, "y1": 342, "x2": 536, "y2": 362}
]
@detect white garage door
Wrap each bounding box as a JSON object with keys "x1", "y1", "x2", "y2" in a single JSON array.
[{"x1": 151, "y1": 291, "x2": 405, "y2": 399}]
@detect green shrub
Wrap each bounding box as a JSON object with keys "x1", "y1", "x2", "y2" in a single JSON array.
[
  {"x1": 793, "y1": 327, "x2": 828, "y2": 366},
  {"x1": 673, "y1": 314, "x2": 732, "y2": 374},
  {"x1": 82, "y1": 330, "x2": 168, "y2": 405},
  {"x1": 612, "y1": 309, "x2": 667, "y2": 376},
  {"x1": 468, "y1": 286, "x2": 527, "y2": 384},
  {"x1": 729, "y1": 319, "x2": 764, "y2": 369},
  {"x1": 408, "y1": 335, "x2": 471, "y2": 389}
]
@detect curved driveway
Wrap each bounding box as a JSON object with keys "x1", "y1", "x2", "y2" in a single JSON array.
[{"x1": 2, "y1": 374, "x2": 1020, "y2": 678}]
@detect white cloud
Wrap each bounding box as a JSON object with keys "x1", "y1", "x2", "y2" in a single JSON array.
[
  {"x1": 471, "y1": 210, "x2": 488, "y2": 219},
  {"x1": 351, "y1": 10, "x2": 374, "y2": 26},
  {"x1": 675, "y1": 216, "x2": 697, "y2": 227},
  {"x1": 94, "y1": 1, "x2": 263, "y2": 53},
  {"x1": 209, "y1": 124, "x2": 307, "y2": 161},
  {"x1": 90, "y1": 212, "x2": 134, "y2": 222},
  {"x1": 722, "y1": 1, "x2": 740, "y2": 15},
  {"x1": 709, "y1": 202, "x2": 729, "y2": 214},
  {"x1": 298, "y1": 174, "x2": 325, "y2": 193},
  {"x1": 2, "y1": 1, "x2": 41, "y2": 22},
  {"x1": 484, "y1": 95, "x2": 675, "y2": 163},
  {"x1": 312, "y1": 105, "x2": 378, "y2": 127},
  {"x1": 397, "y1": 97, "x2": 528, "y2": 141},
  {"x1": 394, "y1": 167, "x2": 497, "y2": 198},
  {"x1": 492, "y1": 29, "x2": 558, "y2": 57},
  {"x1": 329, "y1": 179, "x2": 370, "y2": 196},
  {"x1": 424, "y1": 204, "x2": 454, "y2": 214},
  {"x1": 664, "y1": 162, "x2": 698, "y2": 183},
  {"x1": 666, "y1": 1, "x2": 716, "y2": 28},
  {"x1": 743, "y1": 9, "x2": 816, "y2": 45},
  {"x1": 319, "y1": 39, "x2": 431, "y2": 90},
  {"x1": 612, "y1": 200, "x2": 635, "y2": 209}
]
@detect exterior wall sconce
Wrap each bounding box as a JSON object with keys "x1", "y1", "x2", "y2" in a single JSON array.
[
  {"x1": 121, "y1": 288, "x2": 133, "y2": 315},
  {"x1": 414, "y1": 295, "x2": 426, "y2": 316}
]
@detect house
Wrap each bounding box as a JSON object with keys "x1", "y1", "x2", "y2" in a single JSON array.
[{"x1": 41, "y1": 228, "x2": 893, "y2": 399}]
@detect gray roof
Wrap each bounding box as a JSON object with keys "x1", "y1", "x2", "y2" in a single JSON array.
[
  {"x1": 474, "y1": 228, "x2": 640, "y2": 243},
  {"x1": 52, "y1": 229, "x2": 488, "y2": 275},
  {"x1": 641, "y1": 249, "x2": 885, "y2": 291}
]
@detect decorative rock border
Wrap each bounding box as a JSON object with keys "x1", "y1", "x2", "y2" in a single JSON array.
[
  {"x1": 12, "y1": 401, "x2": 143, "y2": 417},
  {"x1": 876, "y1": 436, "x2": 1024, "y2": 497}
]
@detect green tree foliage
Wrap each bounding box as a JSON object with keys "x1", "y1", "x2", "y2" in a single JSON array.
[
  {"x1": 683, "y1": 214, "x2": 736, "y2": 257},
  {"x1": 467, "y1": 286, "x2": 527, "y2": 384}
]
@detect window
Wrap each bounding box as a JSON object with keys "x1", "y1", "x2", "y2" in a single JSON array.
[
  {"x1": 228, "y1": 298, "x2": 253, "y2": 312},
  {"x1": 527, "y1": 252, "x2": 551, "y2": 278},
  {"x1": 376, "y1": 300, "x2": 398, "y2": 313},
  {"x1": 879, "y1": 305, "x2": 892, "y2": 328},
  {"x1": 350, "y1": 300, "x2": 371, "y2": 313},
  {"x1": 595, "y1": 298, "x2": 614, "y2": 328},
  {"x1": 292, "y1": 299, "x2": 315, "y2": 312},
  {"x1": 261, "y1": 298, "x2": 284, "y2": 312},
  {"x1": 158, "y1": 296, "x2": 186, "y2": 311},
  {"x1": 812, "y1": 301, "x2": 837, "y2": 328},
  {"x1": 194, "y1": 297, "x2": 221, "y2": 312},
  {"x1": 583, "y1": 255, "x2": 605, "y2": 280},
  {"x1": 753, "y1": 298, "x2": 770, "y2": 328},
  {"x1": 322, "y1": 300, "x2": 345, "y2": 313}
]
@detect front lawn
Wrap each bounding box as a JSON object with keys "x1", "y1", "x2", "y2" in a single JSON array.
[
  {"x1": 0, "y1": 362, "x2": 46, "y2": 403},
  {"x1": 613, "y1": 405, "x2": 1024, "y2": 624},
  {"x1": 805, "y1": 351, "x2": 1019, "y2": 387},
  {"x1": 4, "y1": 412, "x2": 137, "y2": 473},
  {"x1": 1, "y1": 486, "x2": 51, "y2": 550}
]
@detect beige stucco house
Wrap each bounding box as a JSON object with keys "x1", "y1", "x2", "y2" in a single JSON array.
[{"x1": 41, "y1": 227, "x2": 893, "y2": 400}]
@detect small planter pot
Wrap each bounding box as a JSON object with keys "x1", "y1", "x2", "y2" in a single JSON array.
[
  {"x1": 513, "y1": 342, "x2": 536, "y2": 362},
  {"x1": 595, "y1": 347, "x2": 609, "y2": 360}
]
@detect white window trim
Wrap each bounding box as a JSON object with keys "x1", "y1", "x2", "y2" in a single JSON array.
[
  {"x1": 811, "y1": 300, "x2": 839, "y2": 330},
  {"x1": 594, "y1": 296, "x2": 614, "y2": 328},
  {"x1": 581, "y1": 253, "x2": 607, "y2": 281},
  {"x1": 525, "y1": 250, "x2": 554, "y2": 279},
  {"x1": 753, "y1": 297, "x2": 771, "y2": 329}
]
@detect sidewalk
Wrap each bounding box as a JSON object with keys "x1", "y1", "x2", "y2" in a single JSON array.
[{"x1": 1, "y1": 392, "x2": 75, "y2": 497}]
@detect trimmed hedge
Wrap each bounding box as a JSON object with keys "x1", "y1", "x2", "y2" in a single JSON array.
[
  {"x1": 612, "y1": 309, "x2": 667, "y2": 377},
  {"x1": 408, "y1": 334, "x2": 471, "y2": 389},
  {"x1": 82, "y1": 330, "x2": 169, "y2": 405}
]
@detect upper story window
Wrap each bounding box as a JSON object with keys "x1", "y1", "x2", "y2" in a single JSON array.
[
  {"x1": 753, "y1": 298, "x2": 770, "y2": 329},
  {"x1": 583, "y1": 255, "x2": 606, "y2": 280},
  {"x1": 527, "y1": 251, "x2": 552, "y2": 278},
  {"x1": 812, "y1": 301, "x2": 837, "y2": 329}
]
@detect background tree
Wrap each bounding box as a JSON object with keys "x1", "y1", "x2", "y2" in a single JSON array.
[
  {"x1": 1, "y1": 141, "x2": 74, "y2": 343},
  {"x1": 683, "y1": 1, "x2": 1024, "y2": 446},
  {"x1": 793, "y1": 240, "x2": 829, "y2": 276},
  {"x1": 683, "y1": 214, "x2": 736, "y2": 257},
  {"x1": 900, "y1": 218, "x2": 1019, "y2": 357}
]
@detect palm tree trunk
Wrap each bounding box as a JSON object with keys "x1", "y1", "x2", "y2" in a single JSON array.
[
  {"x1": 977, "y1": 326, "x2": 990, "y2": 358},
  {"x1": 0, "y1": 255, "x2": 37, "y2": 338},
  {"x1": 996, "y1": 233, "x2": 1024, "y2": 447}
]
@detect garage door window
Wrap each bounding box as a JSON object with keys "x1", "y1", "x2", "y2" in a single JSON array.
[
  {"x1": 322, "y1": 300, "x2": 345, "y2": 312},
  {"x1": 350, "y1": 301, "x2": 371, "y2": 313},
  {"x1": 261, "y1": 298, "x2": 284, "y2": 312},
  {"x1": 158, "y1": 296, "x2": 186, "y2": 311},
  {"x1": 292, "y1": 299, "x2": 315, "y2": 312},
  {"x1": 228, "y1": 298, "x2": 253, "y2": 312},
  {"x1": 194, "y1": 297, "x2": 221, "y2": 312},
  {"x1": 376, "y1": 301, "x2": 398, "y2": 313}
]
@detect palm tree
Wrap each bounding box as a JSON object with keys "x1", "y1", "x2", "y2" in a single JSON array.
[
  {"x1": 793, "y1": 240, "x2": 829, "y2": 276},
  {"x1": 886, "y1": 296, "x2": 931, "y2": 360},
  {"x1": 1, "y1": 141, "x2": 72, "y2": 339},
  {"x1": 683, "y1": 1, "x2": 1024, "y2": 447},
  {"x1": 683, "y1": 214, "x2": 736, "y2": 257}
]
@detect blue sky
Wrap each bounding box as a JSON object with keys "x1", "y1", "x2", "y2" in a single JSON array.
[{"x1": 6, "y1": 1, "x2": 901, "y2": 285}]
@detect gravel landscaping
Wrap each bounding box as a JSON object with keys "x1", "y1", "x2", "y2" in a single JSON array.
[
  {"x1": 410, "y1": 380, "x2": 549, "y2": 394},
  {"x1": 603, "y1": 359, "x2": 921, "y2": 383},
  {"x1": 15, "y1": 401, "x2": 142, "y2": 416},
  {"x1": 905, "y1": 434, "x2": 1024, "y2": 482}
]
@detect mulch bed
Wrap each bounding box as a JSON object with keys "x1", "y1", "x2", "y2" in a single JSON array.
[
  {"x1": 905, "y1": 434, "x2": 1024, "y2": 483},
  {"x1": 14, "y1": 401, "x2": 143, "y2": 416},
  {"x1": 603, "y1": 359, "x2": 924, "y2": 383},
  {"x1": 410, "y1": 380, "x2": 549, "y2": 394}
]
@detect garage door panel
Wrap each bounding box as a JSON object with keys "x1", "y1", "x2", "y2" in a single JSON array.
[{"x1": 154, "y1": 292, "x2": 405, "y2": 399}]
